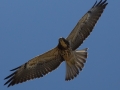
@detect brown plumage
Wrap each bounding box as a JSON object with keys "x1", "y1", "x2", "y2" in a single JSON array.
[{"x1": 4, "y1": 0, "x2": 108, "y2": 87}]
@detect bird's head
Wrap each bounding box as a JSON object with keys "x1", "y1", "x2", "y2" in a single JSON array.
[{"x1": 58, "y1": 37, "x2": 69, "y2": 49}]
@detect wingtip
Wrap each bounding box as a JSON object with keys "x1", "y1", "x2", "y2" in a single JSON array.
[
  {"x1": 92, "y1": 0, "x2": 97, "y2": 8},
  {"x1": 10, "y1": 66, "x2": 21, "y2": 71},
  {"x1": 92, "y1": 0, "x2": 108, "y2": 8}
]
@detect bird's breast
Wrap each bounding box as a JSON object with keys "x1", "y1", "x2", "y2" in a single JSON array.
[
  {"x1": 60, "y1": 49, "x2": 72, "y2": 61},
  {"x1": 60, "y1": 48, "x2": 76, "y2": 66}
]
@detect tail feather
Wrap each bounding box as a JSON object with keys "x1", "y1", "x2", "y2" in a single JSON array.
[
  {"x1": 66, "y1": 63, "x2": 78, "y2": 80},
  {"x1": 65, "y1": 48, "x2": 88, "y2": 81}
]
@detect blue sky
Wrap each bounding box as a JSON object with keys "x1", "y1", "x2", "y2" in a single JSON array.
[{"x1": 1, "y1": 0, "x2": 120, "y2": 90}]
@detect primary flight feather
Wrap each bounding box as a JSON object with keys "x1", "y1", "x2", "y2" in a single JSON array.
[{"x1": 4, "y1": 0, "x2": 108, "y2": 87}]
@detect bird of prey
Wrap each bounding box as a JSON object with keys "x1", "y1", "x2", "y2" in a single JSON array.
[{"x1": 4, "y1": 0, "x2": 108, "y2": 87}]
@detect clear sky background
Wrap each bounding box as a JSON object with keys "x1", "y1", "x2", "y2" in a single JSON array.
[{"x1": 1, "y1": 0, "x2": 120, "y2": 90}]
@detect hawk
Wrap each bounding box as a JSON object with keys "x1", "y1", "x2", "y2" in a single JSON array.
[{"x1": 4, "y1": 0, "x2": 108, "y2": 87}]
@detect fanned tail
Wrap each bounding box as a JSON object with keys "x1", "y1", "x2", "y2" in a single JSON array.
[{"x1": 65, "y1": 48, "x2": 88, "y2": 80}]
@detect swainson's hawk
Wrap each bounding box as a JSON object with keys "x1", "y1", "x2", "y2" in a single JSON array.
[{"x1": 4, "y1": 0, "x2": 108, "y2": 87}]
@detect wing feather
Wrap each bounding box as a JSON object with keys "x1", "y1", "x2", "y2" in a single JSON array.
[
  {"x1": 4, "y1": 47, "x2": 63, "y2": 87},
  {"x1": 67, "y1": 0, "x2": 108, "y2": 50}
]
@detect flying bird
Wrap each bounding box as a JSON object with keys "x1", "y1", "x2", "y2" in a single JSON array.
[{"x1": 4, "y1": 0, "x2": 108, "y2": 87}]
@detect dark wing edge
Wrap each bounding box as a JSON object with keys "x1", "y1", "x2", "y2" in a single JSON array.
[
  {"x1": 4, "y1": 48, "x2": 63, "y2": 87},
  {"x1": 66, "y1": 0, "x2": 108, "y2": 50}
]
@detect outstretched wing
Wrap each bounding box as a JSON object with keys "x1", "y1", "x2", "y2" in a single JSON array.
[
  {"x1": 66, "y1": 0, "x2": 108, "y2": 50},
  {"x1": 4, "y1": 47, "x2": 63, "y2": 87}
]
